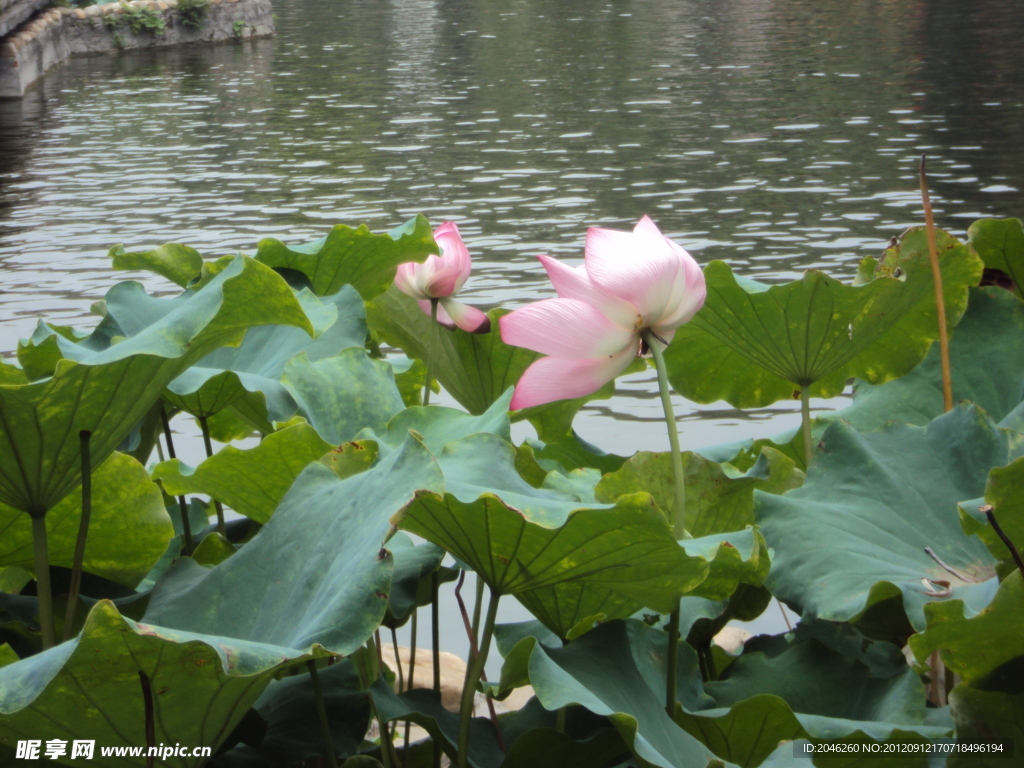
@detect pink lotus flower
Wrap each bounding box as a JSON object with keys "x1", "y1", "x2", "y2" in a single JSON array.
[
  {"x1": 500, "y1": 216, "x2": 706, "y2": 410},
  {"x1": 395, "y1": 221, "x2": 490, "y2": 333}
]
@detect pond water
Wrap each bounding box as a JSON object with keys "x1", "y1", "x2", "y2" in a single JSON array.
[{"x1": 1, "y1": 0, "x2": 1023, "y2": 650}]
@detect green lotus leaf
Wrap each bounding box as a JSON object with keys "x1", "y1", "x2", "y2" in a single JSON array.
[
  {"x1": 830, "y1": 286, "x2": 1024, "y2": 433},
  {"x1": 0, "y1": 255, "x2": 311, "y2": 514},
  {"x1": 0, "y1": 567, "x2": 31, "y2": 594},
  {"x1": 595, "y1": 448, "x2": 803, "y2": 538},
  {"x1": 282, "y1": 350, "x2": 406, "y2": 445},
  {"x1": 15, "y1": 326, "x2": 66, "y2": 382},
  {"x1": 371, "y1": 676, "x2": 631, "y2": 768},
  {"x1": 525, "y1": 431, "x2": 629, "y2": 477},
  {"x1": 109, "y1": 242, "x2": 204, "y2": 287},
  {"x1": 0, "y1": 452, "x2": 172, "y2": 587},
  {"x1": 153, "y1": 423, "x2": 334, "y2": 524},
  {"x1": 967, "y1": 217, "x2": 1024, "y2": 301},
  {"x1": 664, "y1": 228, "x2": 982, "y2": 408},
  {"x1": 394, "y1": 433, "x2": 710, "y2": 613},
  {"x1": 191, "y1": 533, "x2": 236, "y2": 566},
  {"x1": 162, "y1": 286, "x2": 368, "y2": 428},
  {"x1": 367, "y1": 289, "x2": 534, "y2": 415},
  {"x1": 945, "y1": 685, "x2": 1023, "y2": 768},
  {"x1": 254, "y1": 215, "x2": 437, "y2": 300},
  {"x1": 679, "y1": 630, "x2": 951, "y2": 768},
  {"x1": 958, "y1": 456, "x2": 1024, "y2": 566},
  {"x1": 0, "y1": 600, "x2": 325, "y2": 767},
  {"x1": 367, "y1": 288, "x2": 627, "y2": 433},
  {"x1": 678, "y1": 529, "x2": 771, "y2": 602},
  {"x1": 0, "y1": 644, "x2": 16, "y2": 668},
  {"x1": 756, "y1": 404, "x2": 1005, "y2": 636},
  {"x1": 541, "y1": 467, "x2": 602, "y2": 504},
  {"x1": 382, "y1": 532, "x2": 455, "y2": 629},
  {"x1": 143, "y1": 435, "x2": 443, "y2": 655},
  {"x1": 218, "y1": 659, "x2": 372, "y2": 766},
  {"x1": 512, "y1": 526, "x2": 767, "y2": 642},
  {"x1": 497, "y1": 719, "x2": 630, "y2": 768},
  {"x1": 698, "y1": 428, "x2": 805, "y2": 473},
  {"x1": 360, "y1": 389, "x2": 512, "y2": 454},
  {"x1": 390, "y1": 354, "x2": 429, "y2": 407},
  {"x1": 0, "y1": 360, "x2": 27, "y2": 386},
  {"x1": 523, "y1": 620, "x2": 722, "y2": 768},
  {"x1": 203, "y1": 406, "x2": 260, "y2": 443},
  {"x1": 320, "y1": 440, "x2": 379, "y2": 480},
  {"x1": 909, "y1": 570, "x2": 1024, "y2": 689}
]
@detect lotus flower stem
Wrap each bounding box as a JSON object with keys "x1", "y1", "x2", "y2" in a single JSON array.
[
  {"x1": 642, "y1": 330, "x2": 684, "y2": 716},
  {"x1": 198, "y1": 415, "x2": 227, "y2": 536},
  {"x1": 555, "y1": 706, "x2": 567, "y2": 734},
  {"x1": 457, "y1": 587, "x2": 499, "y2": 768},
  {"x1": 919, "y1": 155, "x2": 953, "y2": 412},
  {"x1": 431, "y1": 571, "x2": 442, "y2": 768},
  {"x1": 376, "y1": 635, "x2": 404, "y2": 768},
  {"x1": 403, "y1": 611, "x2": 417, "y2": 755},
  {"x1": 800, "y1": 384, "x2": 813, "y2": 467},
  {"x1": 471, "y1": 574, "x2": 484, "y2": 651},
  {"x1": 159, "y1": 405, "x2": 194, "y2": 554},
  {"x1": 30, "y1": 512, "x2": 55, "y2": 649},
  {"x1": 697, "y1": 641, "x2": 717, "y2": 682},
  {"x1": 455, "y1": 572, "x2": 503, "y2": 747},
  {"x1": 390, "y1": 626, "x2": 405, "y2": 693},
  {"x1": 644, "y1": 332, "x2": 685, "y2": 526},
  {"x1": 984, "y1": 506, "x2": 1024, "y2": 574},
  {"x1": 63, "y1": 430, "x2": 92, "y2": 640},
  {"x1": 423, "y1": 298, "x2": 439, "y2": 407},
  {"x1": 776, "y1": 598, "x2": 793, "y2": 631},
  {"x1": 306, "y1": 660, "x2": 340, "y2": 768},
  {"x1": 140, "y1": 671, "x2": 156, "y2": 768}
]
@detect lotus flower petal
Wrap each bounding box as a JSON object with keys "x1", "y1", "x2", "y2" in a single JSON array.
[
  {"x1": 439, "y1": 298, "x2": 491, "y2": 334},
  {"x1": 502, "y1": 216, "x2": 705, "y2": 410},
  {"x1": 396, "y1": 221, "x2": 489, "y2": 333},
  {"x1": 433, "y1": 221, "x2": 472, "y2": 293},
  {"x1": 585, "y1": 216, "x2": 698, "y2": 327},
  {"x1": 394, "y1": 260, "x2": 426, "y2": 300},
  {"x1": 538, "y1": 254, "x2": 639, "y2": 329},
  {"x1": 500, "y1": 298, "x2": 636, "y2": 360},
  {"x1": 509, "y1": 347, "x2": 636, "y2": 410}
]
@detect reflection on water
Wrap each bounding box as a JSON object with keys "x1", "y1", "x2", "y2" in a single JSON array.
[{"x1": 1, "y1": 0, "x2": 1022, "y2": 453}]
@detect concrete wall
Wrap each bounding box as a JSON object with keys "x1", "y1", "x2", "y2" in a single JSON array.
[{"x1": 0, "y1": 0, "x2": 274, "y2": 99}]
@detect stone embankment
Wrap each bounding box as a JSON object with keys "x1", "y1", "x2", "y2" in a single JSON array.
[{"x1": 1, "y1": 0, "x2": 273, "y2": 98}]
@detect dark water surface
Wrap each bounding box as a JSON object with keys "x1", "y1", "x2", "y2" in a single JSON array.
[{"x1": 2, "y1": 0, "x2": 1023, "y2": 456}]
